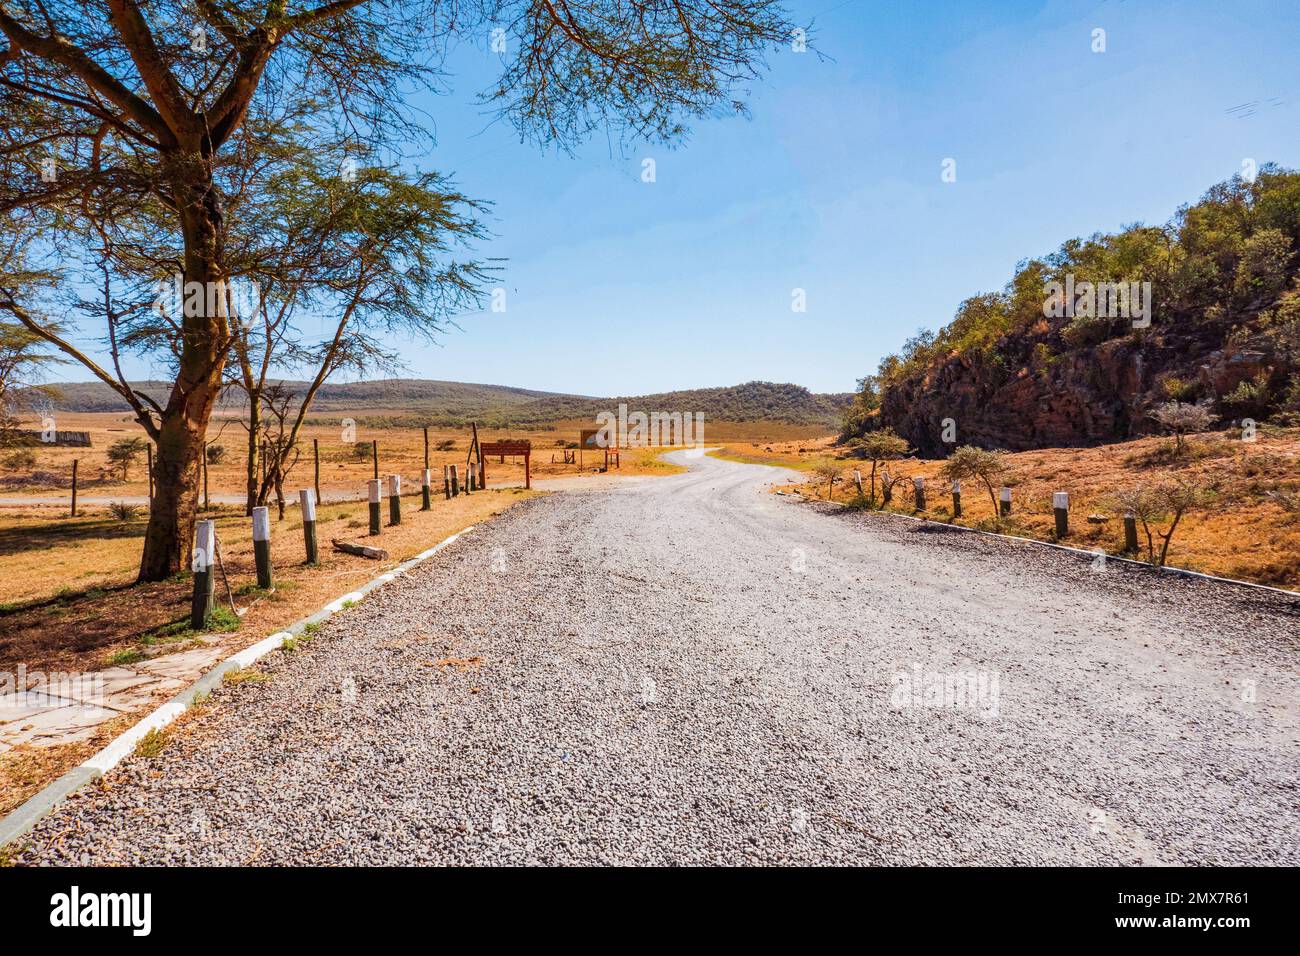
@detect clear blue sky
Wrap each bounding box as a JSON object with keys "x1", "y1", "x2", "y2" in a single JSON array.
[{"x1": 87, "y1": 0, "x2": 1300, "y2": 396}]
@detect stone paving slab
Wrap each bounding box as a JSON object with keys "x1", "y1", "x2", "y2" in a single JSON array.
[{"x1": 1, "y1": 703, "x2": 122, "y2": 748}]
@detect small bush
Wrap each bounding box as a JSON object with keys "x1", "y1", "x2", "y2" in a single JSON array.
[
  {"x1": 108, "y1": 501, "x2": 140, "y2": 521},
  {"x1": 205, "y1": 444, "x2": 226, "y2": 464},
  {"x1": 134, "y1": 728, "x2": 169, "y2": 759},
  {"x1": 436, "y1": 439, "x2": 456, "y2": 451},
  {"x1": 2, "y1": 448, "x2": 36, "y2": 471},
  {"x1": 351, "y1": 441, "x2": 373, "y2": 461},
  {"x1": 204, "y1": 605, "x2": 240, "y2": 632}
]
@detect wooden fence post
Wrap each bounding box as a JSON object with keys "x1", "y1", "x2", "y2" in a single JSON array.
[
  {"x1": 252, "y1": 506, "x2": 273, "y2": 590},
  {"x1": 1123, "y1": 511, "x2": 1139, "y2": 553},
  {"x1": 443, "y1": 464, "x2": 451, "y2": 500},
  {"x1": 1053, "y1": 491, "x2": 1069, "y2": 538},
  {"x1": 450, "y1": 464, "x2": 460, "y2": 497},
  {"x1": 525, "y1": 451, "x2": 531, "y2": 490},
  {"x1": 300, "y1": 489, "x2": 319, "y2": 564},
  {"x1": 421, "y1": 468, "x2": 432, "y2": 511},
  {"x1": 372, "y1": 440, "x2": 379, "y2": 480},
  {"x1": 999, "y1": 486, "x2": 1012, "y2": 517},
  {"x1": 951, "y1": 480, "x2": 962, "y2": 518},
  {"x1": 190, "y1": 519, "x2": 216, "y2": 629},
  {"x1": 368, "y1": 479, "x2": 382, "y2": 535},
  {"x1": 913, "y1": 476, "x2": 926, "y2": 512},
  {"x1": 388, "y1": 474, "x2": 402, "y2": 525},
  {"x1": 70, "y1": 459, "x2": 78, "y2": 517}
]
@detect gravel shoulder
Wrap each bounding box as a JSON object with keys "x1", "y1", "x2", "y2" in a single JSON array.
[{"x1": 14, "y1": 450, "x2": 1299, "y2": 865}]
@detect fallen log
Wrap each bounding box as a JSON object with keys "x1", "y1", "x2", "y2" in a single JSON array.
[{"x1": 331, "y1": 538, "x2": 389, "y2": 561}]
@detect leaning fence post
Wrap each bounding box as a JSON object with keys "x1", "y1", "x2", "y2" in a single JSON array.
[
  {"x1": 368, "y1": 478, "x2": 382, "y2": 535},
  {"x1": 451, "y1": 464, "x2": 460, "y2": 497},
  {"x1": 421, "y1": 468, "x2": 432, "y2": 511},
  {"x1": 999, "y1": 486, "x2": 1012, "y2": 517},
  {"x1": 300, "y1": 488, "x2": 319, "y2": 565},
  {"x1": 913, "y1": 476, "x2": 926, "y2": 512},
  {"x1": 853, "y1": 469, "x2": 864, "y2": 497},
  {"x1": 252, "y1": 506, "x2": 273, "y2": 590},
  {"x1": 1123, "y1": 511, "x2": 1139, "y2": 553},
  {"x1": 190, "y1": 519, "x2": 216, "y2": 629},
  {"x1": 1053, "y1": 491, "x2": 1069, "y2": 538},
  {"x1": 951, "y1": 480, "x2": 962, "y2": 518},
  {"x1": 388, "y1": 473, "x2": 402, "y2": 525}
]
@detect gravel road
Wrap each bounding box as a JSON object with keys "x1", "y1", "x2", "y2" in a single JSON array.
[{"x1": 15, "y1": 451, "x2": 1300, "y2": 865}]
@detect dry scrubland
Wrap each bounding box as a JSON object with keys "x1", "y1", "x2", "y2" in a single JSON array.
[
  {"x1": 718, "y1": 428, "x2": 1300, "y2": 591},
  {"x1": 1, "y1": 411, "x2": 825, "y2": 813},
  {"x1": 0, "y1": 411, "x2": 717, "y2": 506}
]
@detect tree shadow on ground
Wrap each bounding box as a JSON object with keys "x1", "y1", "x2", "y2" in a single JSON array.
[{"x1": 0, "y1": 516, "x2": 144, "y2": 557}]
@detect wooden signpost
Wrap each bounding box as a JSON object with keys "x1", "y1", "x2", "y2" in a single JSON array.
[{"x1": 480, "y1": 440, "x2": 532, "y2": 489}]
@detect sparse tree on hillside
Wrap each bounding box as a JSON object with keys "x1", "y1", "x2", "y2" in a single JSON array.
[
  {"x1": 851, "y1": 427, "x2": 911, "y2": 506},
  {"x1": 810, "y1": 456, "x2": 840, "y2": 500},
  {"x1": 1111, "y1": 480, "x2": 1210, "y2": 567},
  {"x1": 939, "y1": 445, "x2": 1010, "y2": 518},
  {"x1": 1151, "y1": 401, "x2": 1216, "y2": 456}
]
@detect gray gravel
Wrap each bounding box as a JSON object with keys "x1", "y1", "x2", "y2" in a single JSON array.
[{"x1": 15, "y1": 451, "x2": 1300, "y2": 865}]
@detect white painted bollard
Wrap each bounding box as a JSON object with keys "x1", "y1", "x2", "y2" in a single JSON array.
[
  {"x1": 442, "y1": 464, "x2": 451, "y2": 500},
  {"x1": 1053, "y1": 491, "x2": 1069, "y2": 538},
  {"x1": 190, "y1": 519, "x2": 216, "y2": 629},
  {"x1": 252, "y1": 506, "x2": 273, "y2": 589},
  {"x1": 388, "y1": 473, "x2": 402, "y2": 525},
  {"x1": 421, "y1": 468, "x2": 432, "y2": 511},
  {"x1": 299, "y1": 488, "x2": 318, "y2": 564},
  {"x1": 913, "y1": 476, "x2": 926, "y2": 511},
  {"x1": 951, "y1": 480, "x2": 962, "y2": 518},
  {"x1": 999, "y1": 486, "x2": 1012, "y2": 517},
  {"x1": 368, "y1": 478, "x2": 382, "y2": 535}
]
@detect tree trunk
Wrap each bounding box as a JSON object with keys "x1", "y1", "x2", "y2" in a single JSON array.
[
  {"x1": 137, "y1": 156, "x2": 230, "y2": 583},
  {"x1": 244, "y1": 400, "x2": 261, "y2": 516}
]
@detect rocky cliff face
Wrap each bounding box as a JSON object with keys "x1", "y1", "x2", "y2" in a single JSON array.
[{"x1": 879, "y1": 319, "x2": 1293, "y2": 457}]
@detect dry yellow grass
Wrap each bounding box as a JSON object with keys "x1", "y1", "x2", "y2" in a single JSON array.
[{"x1": 738, "y1": 429, "x2": 1300, "y2": 590}]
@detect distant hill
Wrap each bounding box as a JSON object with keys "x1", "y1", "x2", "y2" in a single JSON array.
[{"x1": 45, "y1": 378, "x2": 850, "y2": 429}]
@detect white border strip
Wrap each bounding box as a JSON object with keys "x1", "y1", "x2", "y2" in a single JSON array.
[{"x1": 0, "y1": 525, "x2": 475, "y2": 849}]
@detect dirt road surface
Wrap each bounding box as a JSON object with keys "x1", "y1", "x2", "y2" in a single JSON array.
[{"x1": 13, "y1": 451, "x2": 1299, "y2": 865}]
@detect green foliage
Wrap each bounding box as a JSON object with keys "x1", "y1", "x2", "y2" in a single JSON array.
[
  {"x1": 851, "y1": 166, "x2": 1300, "y2": 438},
  {"x1": 1221, "y1": 374, "x2": 1273, "y2": 418},
  {"x1": 939, "y1": 446, "x2": 1010, "y2": 516},
  {"x1": 106, "y1": 437, "x2": 147, "y2": 480}
]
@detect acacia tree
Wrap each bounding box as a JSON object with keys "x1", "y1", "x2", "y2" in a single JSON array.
[
  {"x1": 849, "y1": 427, "x2": 910, "y2": 506},
  {"x1": 0, "y1": 0, "x2": 799, "y2": 581},
  {"x1": 939, "y1": 445, "x2": 1009, "y2": 518},
  {"x1": 228, "y1": 160, "x2": 488, "y2": 514},
  {"x1": 1112, "y1": 480, "x2": 1209, "y2": 566}
]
